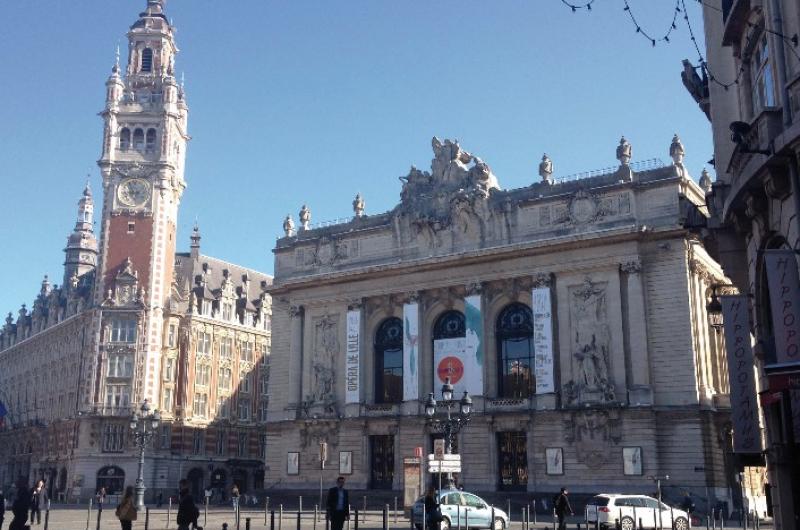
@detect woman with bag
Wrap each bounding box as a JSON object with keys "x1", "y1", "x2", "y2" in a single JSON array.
[
  {"x1": 115, "y1": 487, "x2": 137, "y2": 530},
  {"x1": 424, "y1": 487, "x2": 442, "y2": 530}
]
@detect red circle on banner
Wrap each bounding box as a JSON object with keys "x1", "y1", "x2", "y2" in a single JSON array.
[{"x1": 437, "y1": 356, "x2": 464, "y2": 384}]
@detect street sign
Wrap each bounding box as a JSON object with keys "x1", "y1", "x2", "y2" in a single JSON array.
[
  {"x1": 427, "y1": 454, "x2": 461, "y2": 462},
  {"x1": 428, "y1": 462, "x2": 462, "y2": 473}
]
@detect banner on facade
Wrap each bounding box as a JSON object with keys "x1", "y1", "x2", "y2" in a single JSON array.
[
  {"x1": 721, "y1": 295, "x2": 763, "y2": 454},
  {"x1": 464, "y1": 294, "x2": 484, "y2": 393},
  {"x1": 345, "y1": 310, "x2": 360, "y2": 404},
  {"x1": 532, "y1": 287, "x2": 555, "y2": 393},
  {"x1": 764, "y1": 250, "x2": 800, "y2": 365},
  {"x1": 403, "y1": 302, "x2": 420, "y2": 401},
  {"x1": 433, "y1": 336, "x2": 483, "y2": 397}
]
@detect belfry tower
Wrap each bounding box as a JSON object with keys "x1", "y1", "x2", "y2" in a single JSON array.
[{"x1": 95, "y1": 0, "x2": 189, "y2": 405}]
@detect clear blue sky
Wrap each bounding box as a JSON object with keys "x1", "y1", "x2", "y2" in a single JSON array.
[{"x1": 0, "y1": 0, "x2": 714, "y2": 313}]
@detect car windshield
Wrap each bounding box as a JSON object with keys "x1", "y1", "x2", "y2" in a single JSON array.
[{"x1": 587, "y1": 497, "x2": 610, "y2": 507}]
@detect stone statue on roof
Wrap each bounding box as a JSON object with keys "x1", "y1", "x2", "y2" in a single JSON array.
[
  {"x1": 352, "y1": 193, "x2": 365, "y2": 218},
  {"x1": 283, "y1": 214, "x2": 296, "y2": 237},
  {"x1": 539, "y1": 153, "x2": 554, "y2": 184},
  {"x1": 616, "y1": 136, "x2": 632, "y2": 167},
  {"x1": 299, "y1": 204, "x2": 311, "y2": 231}
]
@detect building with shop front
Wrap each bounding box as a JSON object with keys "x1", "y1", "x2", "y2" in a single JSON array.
[
  {"x1": 684, "y1": 1, "x2": 800, "y2": 528},
  {"x1": 265, "y1": 134, "x2": 739, "y2": 504},
  {"x1": 0, "y1": 0, "x2": 272, "y2": 503}
]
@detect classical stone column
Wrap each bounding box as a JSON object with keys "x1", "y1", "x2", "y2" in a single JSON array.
[
  {"x1": 289, "y1": 305, "x2": 305, "y2": 408},
  {"x1": 620, "y1": 261, "x2": 652, "y2": 406}
]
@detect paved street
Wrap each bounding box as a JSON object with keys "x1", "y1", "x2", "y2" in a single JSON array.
[{"x1": 10, "y1": 507, "x2": 769, "y2": 530}]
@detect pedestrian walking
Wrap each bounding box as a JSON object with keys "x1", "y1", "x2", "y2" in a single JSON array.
[
  {"x1": 96, "y1": 487, "x2": 107, "y2": 513},
  {"x1": 680, "y1": 492, "x2": 695, "y2": 515},
  {"x1": 29, "y1": 479, "x2": 47, "y2": 525},
  {"x1": 231, "y1": 484, "x2": 240, "y2": 512},
  {"x1": 326, "y1": 476, "x2": 350, "y2": 530},
  {"x1": 115, "y1": 486, "x2": 137, "y2": 530},
  {"x1": 553, "y1": 488, "x2": 573, "y2": 530},
  {"x1": 1, "y1": 487, "x2": 6, "y2": 530},
  {"x1": 9, "y1": 478, "x2": 31, "y2": 530},
  {"x1": 177, "y1": 479, "x2": 201, "y2": 530},
  {"x1": 424, "y1": 487, "x2": 442, "y2": 530}
]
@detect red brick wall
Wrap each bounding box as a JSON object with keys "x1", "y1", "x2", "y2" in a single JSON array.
[{"x1": 103, "y1": 215, "x2": 154, "y2": 293}]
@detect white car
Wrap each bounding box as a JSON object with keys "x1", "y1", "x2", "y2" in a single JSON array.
[
  {"x1": 411, "y1": 489, "x2": 510, "y2": 530},
  {"x1": 585, "y1": 494, "x2": 690, "y2": 530}
]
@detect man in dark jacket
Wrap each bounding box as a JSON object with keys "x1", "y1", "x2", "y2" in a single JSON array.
[
  {"x1": 9, "y1": 478, "x2": 31, "y2": 530},
  {"x1": 554, "y1": 488, "x2": 573, "y2": 530},
  {"x1": 176, "y1": 479, "x2": 200, "y2": 530},
  {"x1": 326, "y1": 477, "x2": 350, "y2": 530}
]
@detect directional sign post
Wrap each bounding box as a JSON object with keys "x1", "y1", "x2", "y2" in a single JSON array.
[{"x1": 427, "y1": 454, "x2": 462, "y2": 474}]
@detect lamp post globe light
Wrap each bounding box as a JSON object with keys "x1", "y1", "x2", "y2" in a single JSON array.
[
  {"x1": 425, "y1": 377, "x2": 472, "y2": 490},
  {"x1": 129, "y1": 400, "x2": 161, "y2": 509}
]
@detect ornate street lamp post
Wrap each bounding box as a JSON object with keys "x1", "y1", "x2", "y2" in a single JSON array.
[
  {"x1": 129, "y1": 400, "x2": 161, "y2": 510},
  {"x1": 424, "y1": 377, "x2": 472, "y2": 490}
]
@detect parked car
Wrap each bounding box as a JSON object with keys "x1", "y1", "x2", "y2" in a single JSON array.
[
  {"x1": 411, "y1": 489, "x2": 509, "y2": 530},
  {"x1": 585, "y1": 494, "x2": 690, "y2": 530}
]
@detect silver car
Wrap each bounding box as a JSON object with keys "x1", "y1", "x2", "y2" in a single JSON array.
[
  {"x1": 411, "y1": 490, "x2": 509, "y2": 530},
  {"x1": 585, "y1": 494, "x2": 690, "y2": 530}
]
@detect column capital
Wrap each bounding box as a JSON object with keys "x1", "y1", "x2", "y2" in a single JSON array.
[
  {"x1": 619, "y1": 260, "x2": 642, "y2": 274},
  {"x1": 466, "y1": 281, "x2": 484, "y2": 296},
  {"x1": 532, "y1": 272, "x2": 554, "y2": 288},
  {"x1": 289, "y1": 305, "x2": 304, "y2": 318}
]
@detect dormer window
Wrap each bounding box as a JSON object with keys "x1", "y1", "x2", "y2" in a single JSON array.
[
  {"x1": 119, "y1": 128, "x2": 131, "y2": 151},
  {"x1": 141, "y1": 48, "x2": 153, "y2": 73}
]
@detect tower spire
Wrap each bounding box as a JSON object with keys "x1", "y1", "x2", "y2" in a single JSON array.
[{"x1": 63, "y1": 182, "x2": 98, "y2": 286}]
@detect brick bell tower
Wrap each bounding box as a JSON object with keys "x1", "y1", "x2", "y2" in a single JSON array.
[{"x1": 96, "y1": 0, "x2": 189, "y2": 405}]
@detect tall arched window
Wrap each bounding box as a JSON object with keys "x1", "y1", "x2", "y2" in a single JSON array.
[
  {"x1": 96, "y1": 465, "x2": 125, "y2": 495},
  {"x1": 133, "y1": 128, "x2": 145, "y2": 151},
  {"x1": 496, "y1": 303, "x2": 534, "y2": 398},
  {"x1": 145, "y1": 128, "x2": 157, "y2": 152},
  {"x1": 119, "y1": 128, "x2": 131, "y2": 150},
  {"x1": 141, "y1": 48, "x2": 153, "y2": 73},
  {"x1": 374, "y1": 317, "x2": 403, "y2": 403}
]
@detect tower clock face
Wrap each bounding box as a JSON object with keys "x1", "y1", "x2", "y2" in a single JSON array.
[{"x1": 117, "y1": 178, "x2": 150, "y2": 207}]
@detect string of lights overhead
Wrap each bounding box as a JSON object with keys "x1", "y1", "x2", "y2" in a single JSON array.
[
  {"x1": 622, "y1": 0, "x2": 681, "y2": 47},
  {"x1": 560, "y1": 0, "x2": 595, "y2": 12}
]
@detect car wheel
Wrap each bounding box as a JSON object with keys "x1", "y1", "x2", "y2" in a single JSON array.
[
  {"x1": 620, "y1": 516, "x2": 634, "y2": 530},
  {"x1": 440, "y1": 518, "x2": 451, "y2": 530},
  {"x1": 673, "y1": 517, "x2": 689, "y2": 530},
  {"x1": 493, "y1": 517, "x2": 506, "y2": 530}
]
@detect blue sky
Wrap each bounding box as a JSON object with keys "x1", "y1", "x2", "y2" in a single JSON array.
[{"x1": 0, "y1": 0, "x2": 714, "y2": 313}]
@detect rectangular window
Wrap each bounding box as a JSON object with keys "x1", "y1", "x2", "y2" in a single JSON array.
[
  {"x1": 193, "y1": 429, "x2": 204, "y2": 455},
  {"x1": 105, "y1": 385, "x2": 131, "y2": 409},
  {"x1": 195, "y1": 364, "x2": 210, "y2": 387},
  {"x1": 164, "y1": 357, "x2": 176, "y2": 381},
  {"x1": 168, "y1": 324, "x2": 177, "y2": 348},
  {"x1": 162, "y1": 387, "x2": 173, "y2": 411},
  {"x1": 241, "y1": 341, "x2": 254, "y2": 363},
  {"x1": 240, "y1": 370, "x2": 251, "y2": 393},
  {"x1": 220, "y1": 337, "x2": 232, "y2": 359},
  {"x1": 110, "y1": 319, "x2": 137, "y2": 343},
  {"x1": 107, "y1": 354, "x2": 133, "y2": 377},
  {"x1": 238, "y1": 432, "x2": 248, "y2": 457},
  {"x1": 197, "y1": 331, "x2": 212, "y2": 355},
  {"x1": 497, "y1": 431, "x2": 528, "y2": 491},
  {"x1": 259, "y1": 433, "x2": 267, "y2": 459},
  {"x1": 238, "y1": 398, "x2": 251, "y2": 421},
  {"x1": 216, "y1": 430, "x2": 226, "y2": 455},
  {"x1": 160, "y1": 424, "x2": 171, "y2": 450},
  {"x1": 222, "y1": 303, "x2": 233, "y2": 321},
  {"x1": 219, "y1": 367, "x2": 231, "y2": 391},
  {"x1": 260, "y1": 376, "x2": 269, "y2": 396},
  {"x1": 216, "y1": 398, "x2": 229, "y2": 419},
  {"x1": 751, "y1": 34, "x2": 776, "y2": 115},
  {"x1": 193, "y1": 393, "x2": 208, "y2": 418},
  {"x1": 127, "y1": 222, "x2": 135, "y2": 234},
  {"x1": 259, "y1": 399, "x2": 269, "y2": 422},
  {"x1": 102, "y1": 423, "x2": 125, "y2": 453}
]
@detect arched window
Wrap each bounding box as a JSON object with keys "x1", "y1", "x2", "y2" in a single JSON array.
[
  {"x1": 374, "y1": 317, "x2": 403, "y2": 403},
  {"x1": 433, "y1": 310, "x2": 465, "y2": 340},
  {"x1": 119, "y1": 128, "x2": 131, "y2": 150},
  {"x1": 133, "y1": 129, "x2": 145, "y2": 151},
  {"x1": 96, "y1": 466, "x2": 125, "y2": 495},
  {"x1": 141, "y1": 48, "x2": 153, "y2": 73},
  {"x1": 145, "y1": 128, "x2": 157, "y2": 152},
  {"x1": 496, "y1": 303, "x2": 534, "y2": 398}
]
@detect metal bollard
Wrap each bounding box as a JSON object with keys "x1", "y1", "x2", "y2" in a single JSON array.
[
  {"x1": 706, "y1": 514, "x2": 710, "y2": 530},
  {"x1": 465, "y1": 507, "x2": 469, "y2": 530},
  {"x1": 457, "y1": 505, "x2": 462, "y2": 530},
  {"x1": 363, "y1": 497, "x2": 367, "y2": 524},
  {"x1": 144, "y1": 507, "x2": 150, "y2": 530},
  {"x1": 168, "y1": 497, "x2": 173, "y2": 528},
  {"x1": 639, "y1": 517, "x2": 643, "y2": 530},
  {"x1": 652, "y1": 509, "x2": 657, "y2": 530},
  {"x1": 44, "y1": 499, "x2": 51, "y2": 530},
  {"x1": 553, "y1": 509, "x2": 556, "y2": 530},
  {"x1": 632, "y1": 508, "x2": 637, "y2": 530},
  {"x1": 95, "y1": 503, "x2": 103, "y2": 530},
  {"x1": 720, "y1": 510, "x2": 724, "y2": 530},
  {"x1": 300, "y1": 496, "x2": 304, "y2": 514},
  {"x1": 395, "y1": 497, "x2": 399, "y2": 525},
  {"x1": 384, "y1": 504, "x2": 389, "y2": 530},
  {"x1": 298, "y1": 510, "x2": 302, "y2": 530},
  {"x1": 315, "y1": 505, "x2": 319, "y2": 529},
  {"x1": 533, "y1": 500, "x2": 538, "y2": 526},
  {"x1": 85, "y1": 498, "x2": 93, "y2": 530},
  {"x1": 247, "y1": 518, "x2": 252, "y2": 530},
  {"x1": 280, "y1": 504, "x2": 284, "y2": 530},
  {"x1": 614, "y1": 520, "x2": 619, "y2": 530},
  {"x1": 491, "y1": 506, "x2": 495, "y2": 530},
  {"x1": 271, "y1": 510, "x2": 276, "y2": 530},
  {"x1": 267, "y1": 497, "x2": 271, "y2": 526},
  {"x1": 508, "y1": 501, "x2": 512, "y2": 525},
  {"x1": 422, "y1": 505, "x2": 426, "y2": 530},
  {"x1": 207, "y1": 496, "x2": 210, "y2": 526}
]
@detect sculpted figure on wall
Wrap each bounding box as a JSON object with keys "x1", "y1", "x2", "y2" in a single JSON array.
[
  {"x1": 567, "y1": 278, "x2": 615, "y2": 404},
  {"x1": 311, "y1": 314, "x2": 339, "y2": 405}
]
